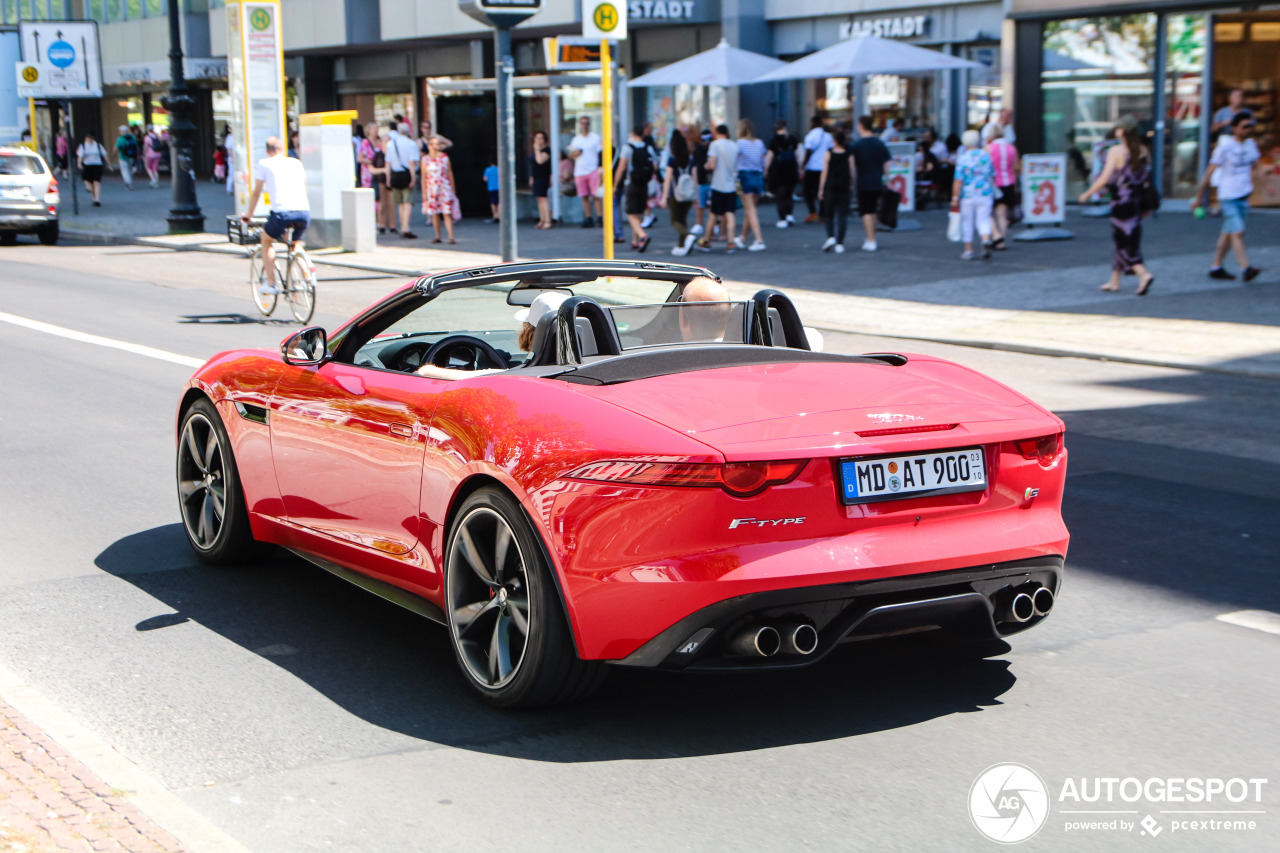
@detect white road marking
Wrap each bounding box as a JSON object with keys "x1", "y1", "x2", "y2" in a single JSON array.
[
  {"x1": 0, "y1": 310, "x2": 203, "y2": 369},
  {"x1": 1216, "y1": 609, "x2": 1280, "y2": 636}
]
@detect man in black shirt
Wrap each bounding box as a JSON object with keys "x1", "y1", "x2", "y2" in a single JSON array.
[
  {"x1": 766, "y1": 119, "x2": 801, "y2": 228},
  {"x1": 850, "y1": 115, "x2": 891, "y2": 252}
]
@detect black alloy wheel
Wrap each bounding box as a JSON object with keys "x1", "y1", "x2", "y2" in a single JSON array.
[
  {"x1": 176, "y1": 398, "x2": 257, "y2": 564},
  {"x1": 444, "y1": 488, "x2": 606, "y2": 707}
]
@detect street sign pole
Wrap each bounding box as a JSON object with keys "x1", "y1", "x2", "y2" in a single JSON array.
[
  {"x1": 600, "y1": 38, "x2": 613, "y2": 260},
  {"x1": 65, "y1": 101, "x2": 78, "y2": 216},
  {"x1": 495, "y1": 25, "x2": 517, "y2": 262},
  {"x1": 582, "y1": 1, "x2": 626, "y2": 259},
  {"x1": 460, "y1": 2, "x2": 542, "y2": 264}
]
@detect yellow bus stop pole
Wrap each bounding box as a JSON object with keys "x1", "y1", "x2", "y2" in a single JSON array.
[
  {"x1": 28, "y1": 99, "x2": 37, "y2": 152},
  {"x1": 601, "y1": 38, "x2": 613, "y2": 260}
]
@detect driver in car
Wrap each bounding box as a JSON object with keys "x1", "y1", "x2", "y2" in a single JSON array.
[
  {"x1": 417, "y1": 291, "x2": 569, "y2": 379},
  {"x1": 678, "y1": 277, "x2": 732, "y2": 343}
]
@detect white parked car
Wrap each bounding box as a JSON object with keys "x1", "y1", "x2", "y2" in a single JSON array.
[{"x1": 0, "y1": 146, "x2": 60, "y2": 245}]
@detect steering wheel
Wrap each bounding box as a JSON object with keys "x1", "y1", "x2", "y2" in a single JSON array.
[{"x1": 422, "y1": 335, "x2": 508, "y2": 372}]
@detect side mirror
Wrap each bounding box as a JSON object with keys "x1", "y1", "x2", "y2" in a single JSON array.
[{"x1": 281, "y1": 326, "x2": 328, "y2": 365}]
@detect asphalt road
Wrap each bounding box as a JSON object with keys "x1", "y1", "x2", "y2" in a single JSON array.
[{"x1": 1, "y1": 242, "x2": 1277, "y2": 852}]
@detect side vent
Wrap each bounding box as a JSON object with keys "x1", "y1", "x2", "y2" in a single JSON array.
[{"x1": 234, "y1": 402, "x2": 269, "y2": 425}]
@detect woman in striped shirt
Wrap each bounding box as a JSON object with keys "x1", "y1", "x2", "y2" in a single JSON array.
[{"x1": 736, "y1": 119, "x2": 768, "y2": 251}]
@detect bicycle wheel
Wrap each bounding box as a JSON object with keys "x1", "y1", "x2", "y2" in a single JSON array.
[
  {"x1": 285, "y1": 251, "x2": 316, "y2": 324},
  {"x1": 248, "y1": 250, "x2": 278, "y2": 316}
]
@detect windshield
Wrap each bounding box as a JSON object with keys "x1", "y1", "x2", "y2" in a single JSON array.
[
  {"x1": 0, "y1": 154, "x2": 45, "y2": 176},
  {"x1": 611, "y1": 302, "x2": 748, "y2": 349}
]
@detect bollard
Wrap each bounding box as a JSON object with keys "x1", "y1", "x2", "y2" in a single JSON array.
[{"x1": 342, "y1": 187, "x2": 376, "y2": 253}]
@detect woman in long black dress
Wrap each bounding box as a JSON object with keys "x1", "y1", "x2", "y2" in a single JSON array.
[
  {"x1": 528, "y1": 131, "x2": 552, "y2": 229},
  {"x1": 1079, "y1": 125, "x2": 1156, "y2": 295}
]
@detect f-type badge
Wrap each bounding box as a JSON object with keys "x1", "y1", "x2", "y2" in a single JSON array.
[{"x1": 729, "y1": 516, "x2": 806, "y2": 530}]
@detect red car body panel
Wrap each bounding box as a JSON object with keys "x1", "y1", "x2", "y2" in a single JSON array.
[{"x1": 178, "y1": 266, "x2": 1069, "y2": 669}]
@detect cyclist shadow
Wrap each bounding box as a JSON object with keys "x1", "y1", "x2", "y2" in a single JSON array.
[{"x1": 178, "y1": 313, "x2": 297, "y2": 326}]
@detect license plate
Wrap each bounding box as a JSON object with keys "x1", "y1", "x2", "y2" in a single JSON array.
[
  {"x1": 0, "y1": 187, "x2": 30, "y2": 199},
  {"x1": 840, "y1": 447, "x2": 987, "y2": 504}
]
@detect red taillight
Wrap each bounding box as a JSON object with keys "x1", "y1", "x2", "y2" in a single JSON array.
[
  {"x1": 46, "y1": 176, "x2": 58, "y2": 194},
  {"x1": 567, "y1": 459, "x2": 807, "y2": 497},
  {"x1": 1013, "y1": 433, "x2": 1063, "y2": 465}
]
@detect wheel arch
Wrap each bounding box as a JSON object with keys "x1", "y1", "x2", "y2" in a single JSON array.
[
  {"x1": 176, "y1": 386, "x2": 212, "y2": 441},
  {"x1": 441, "y1": 472, "x2": 584, "y2": 657}
]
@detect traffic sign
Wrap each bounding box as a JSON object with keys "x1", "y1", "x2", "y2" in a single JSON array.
[
  {"x1": 459, "y1": 0, "x2": 542, "y2": 28},
  {"x1": 17, "y1": 21, "x2": 102, "y2": 98},
  {"x1": 583, "y1": 0, "x2": 627, "y2": 40},
  {"x1": 15, "y1": 62, "x2": 42, "y2": 98}
]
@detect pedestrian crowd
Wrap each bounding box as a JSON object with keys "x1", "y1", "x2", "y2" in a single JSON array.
[{"x1": 51, "y1": 90, "x2": 1267, "y2": 289}]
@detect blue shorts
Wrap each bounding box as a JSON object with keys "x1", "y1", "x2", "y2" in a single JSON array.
[
  {"x1": 698, "y1": 184, "x2": 712, "y2": 208},
  {"x1": 738, "y1": 169, "x2": 765, "y2": 196},
  {"x1": 264, "y1": 210, "x2": 310, "y2": 241},
  {"x1": 1221, "y1": 197, "x2": 1249, "y2": 235},
  {"x1": 489, "y1": 190, "x2": 500, "y2": 206}
]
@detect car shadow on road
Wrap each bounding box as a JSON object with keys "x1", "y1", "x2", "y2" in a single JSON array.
[{"x1": 96, "y1": 524, "x2": 1017, "y2": 762}]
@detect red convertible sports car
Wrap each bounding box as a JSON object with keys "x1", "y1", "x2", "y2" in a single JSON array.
[{"x1": 176, "y1": 259, "x2": 1068, "y2": 707}]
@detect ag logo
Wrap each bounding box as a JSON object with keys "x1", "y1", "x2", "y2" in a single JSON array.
[
  {"x1": 592, "y1": 2, "x2": 619, "y2": 32},
  {"x1": 250, "y1": 8, "x2": 271, "y2": 30},
  {"x1": 21, "y1": 65, "x2": 39, "y2": 83},
  {"x1": 969, "y1": 763, "x2": 1049, "y2": 844}
]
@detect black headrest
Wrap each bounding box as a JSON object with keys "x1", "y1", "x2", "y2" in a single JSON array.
[
  {"x1": 527, "y1": 296, "x2": 623, "y2": 366},
  {"x1": 750, "y1": 289, "x2": 810, "y2": 349}
]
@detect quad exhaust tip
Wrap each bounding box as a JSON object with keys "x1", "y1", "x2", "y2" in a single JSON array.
[
  {"x1": 727, "y1": 625, "x2": 781, "y2": 658},
  {"x1": 779, "y1": 622, "x2": 819, "y2": 655}
]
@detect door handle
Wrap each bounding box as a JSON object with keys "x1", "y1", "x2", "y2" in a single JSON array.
[{"x1": 389, "y1": 423, "x2": 414, "y2": 439}]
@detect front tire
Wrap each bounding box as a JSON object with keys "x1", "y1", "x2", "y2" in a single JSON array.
[
  {"x1": 444, "y1": 488, "x2": 605, "y2": 707},
  {"x1": 177, "y1": 398, "x2": 257, "y2": 564},
  {"x1": 249, "y1": 252, "x2": 278, "y2": 316},
  {"x1": 285, "y1": 253, "x2": 316, "y2": 324}
]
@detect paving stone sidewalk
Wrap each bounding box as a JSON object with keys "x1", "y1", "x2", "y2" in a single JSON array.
[{"x1": 0, "y1": 700, "x2": 185, "y2": 853}]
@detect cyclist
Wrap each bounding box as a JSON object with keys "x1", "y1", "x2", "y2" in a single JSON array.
[{"x1": 242, "y1": 136, "x2": 310, "y2": 294}]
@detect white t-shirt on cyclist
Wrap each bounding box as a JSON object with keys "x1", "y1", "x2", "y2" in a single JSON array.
[{"x1": 254, "y1": 155, "x2": 310, "y2": 212}]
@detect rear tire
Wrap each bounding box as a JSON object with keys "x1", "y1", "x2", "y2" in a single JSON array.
[
  {"x1": 0, "y1": 232, "x2": 16, "y2": 246},
  {"x1": 444, "y1": 487, "x2": 606, "y2": 708},
  {"x1": 176, "y1": 398, "x2": 258, "y2": 565},
  {"x1": 37, "y1": 222, "x2": 58, "y2": 246}
]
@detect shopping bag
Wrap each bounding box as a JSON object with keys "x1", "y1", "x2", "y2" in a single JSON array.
[
  {"x1": 947, "y1": 210, "x2": 962, "y2": 242},
  {"x1": 879, "y1": 189, "x2": 900, "y2": 229},
  {"x1": 451, "y1": 196, "x2": 462, "y2": 221}
]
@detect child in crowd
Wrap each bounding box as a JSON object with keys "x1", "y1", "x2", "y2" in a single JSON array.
[
  {"x1": 213, "y1": 146, "x2": 227, "y2": 183},
  {"x1": 484, "y1": 159, "x2": 500, "y2": 223}
]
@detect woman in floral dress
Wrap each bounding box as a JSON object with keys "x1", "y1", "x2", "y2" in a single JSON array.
[{"x1": 420, "y1": 135, "x2": 458, "y2": 244}]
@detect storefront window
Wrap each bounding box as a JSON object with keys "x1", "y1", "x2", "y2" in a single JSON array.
[
  {"x1": 1166, "y1": 15, "x2": 1206, "y2": 198},
  {"x1": 966, "y1": 45, "x2": 1002, "y2": 131},
  {"x1": 1211, "y1": 14, "x2": 1280, "y2": 206},
  {"x1": 1043, "y1": 15, "x2": 1157, "y2": 198}
]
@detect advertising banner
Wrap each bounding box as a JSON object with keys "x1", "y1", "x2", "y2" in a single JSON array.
[
  {"x1": 227, "y1": 0, "x2": 285, "y2": 217},
  {"x1": 886, "y1": 141, "x2": 915, "y2": 214},
  {"x1": 1022, "y1": 154, "x2": 1067, "y2": 226}
]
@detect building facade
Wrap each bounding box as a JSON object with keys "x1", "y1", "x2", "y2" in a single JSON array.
[{"x1": 1009, "y1": 0, "x2": 1280, "y2": 201}]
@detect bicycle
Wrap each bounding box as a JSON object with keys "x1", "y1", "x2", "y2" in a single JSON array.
[{"x1": 228, "y1": 216, "x2": 317, "y2": 324}]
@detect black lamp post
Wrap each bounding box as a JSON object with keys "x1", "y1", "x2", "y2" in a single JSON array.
[{"x1": 162, "y1": 0, "x2": 204, "y2": 233}]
